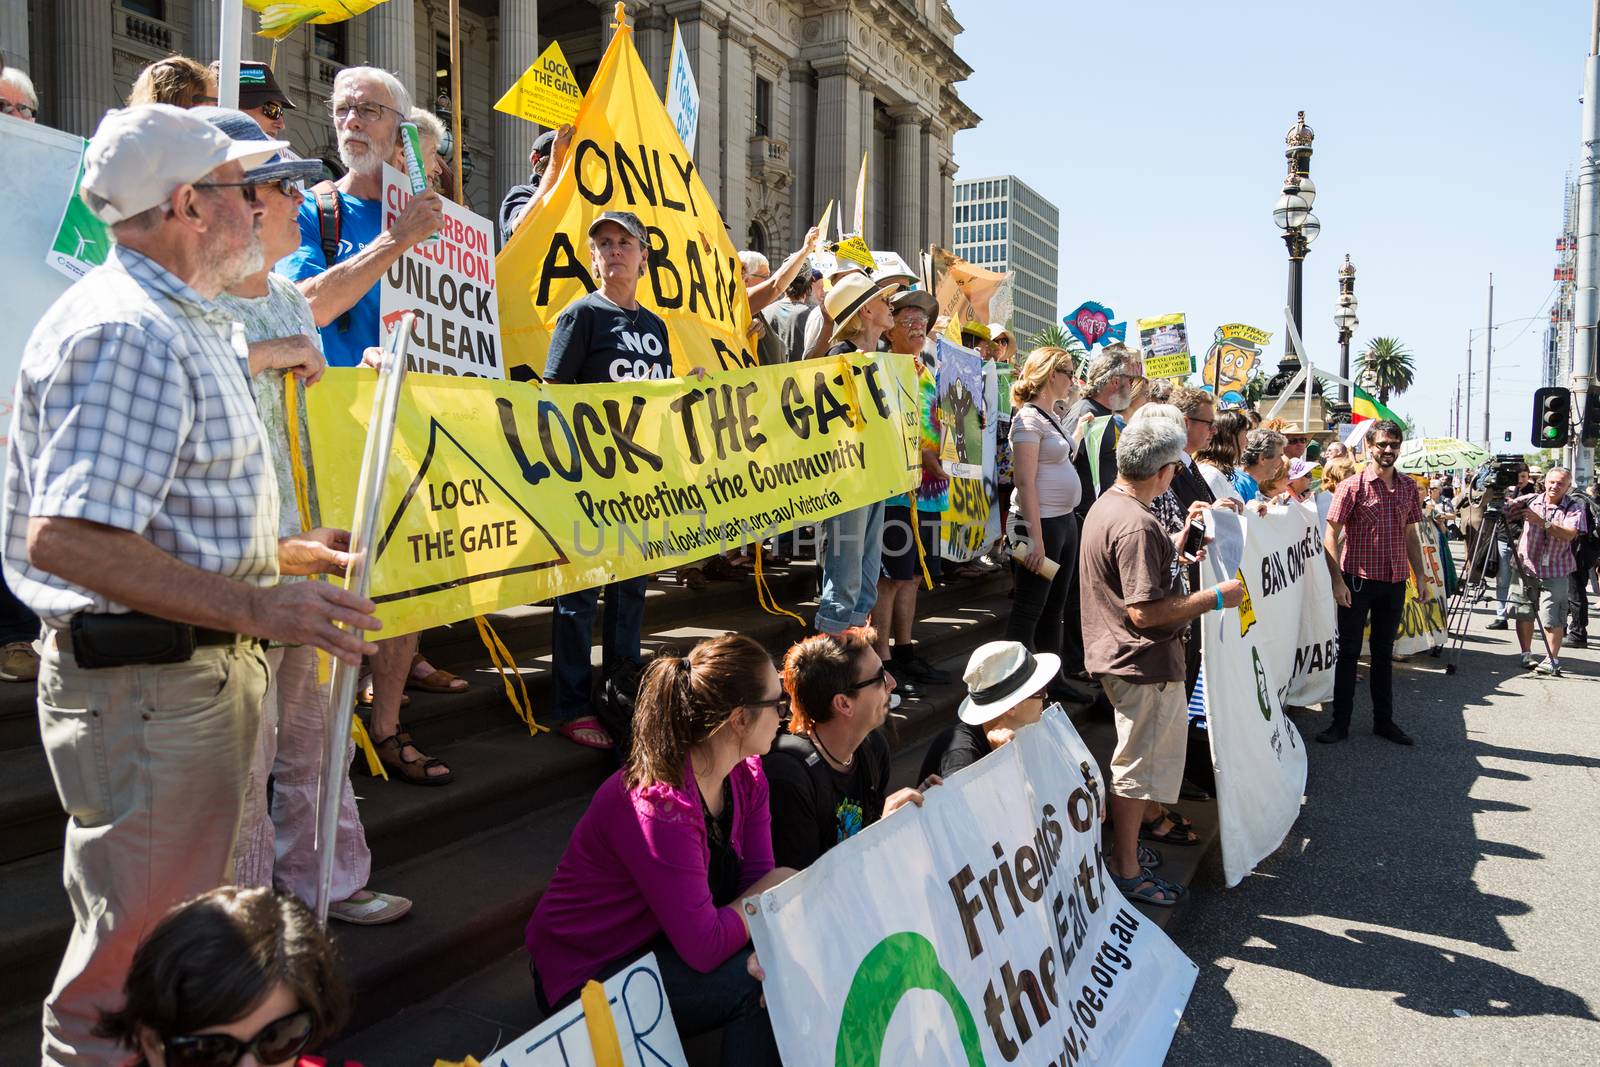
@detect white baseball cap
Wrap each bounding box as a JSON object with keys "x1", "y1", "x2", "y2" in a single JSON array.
[{"x1": 79, "y1": 104, "x2": 290, "y2": 224}]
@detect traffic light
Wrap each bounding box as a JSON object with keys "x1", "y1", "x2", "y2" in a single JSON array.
[
  {"x1": 1582, "y1": 392, "x2": 1600, "y2": 445},
  {"x1": 1531, "y1": 387, "x2": 1571, "y2": 448}
]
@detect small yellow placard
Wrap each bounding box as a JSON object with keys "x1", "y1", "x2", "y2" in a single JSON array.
[
  {"x1": 834, "y1": 233, "x2": 875, "y2": 270},
  {"x1": 493, "y1": 40, "x2": 583, "y2": 128}
]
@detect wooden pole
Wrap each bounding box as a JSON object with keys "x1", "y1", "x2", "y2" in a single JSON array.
[{"x1": 449, "y1": 0, "x2": 464, "y2": 205}]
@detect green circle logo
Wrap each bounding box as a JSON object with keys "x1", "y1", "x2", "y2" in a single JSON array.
[{"x1": 834, "y1": 932, "x2": 988, "y2": 1067}]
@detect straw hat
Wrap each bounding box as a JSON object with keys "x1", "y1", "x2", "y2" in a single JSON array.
[{"x1": 957, "y1": 642, "x2": 1059, "y2": 725}]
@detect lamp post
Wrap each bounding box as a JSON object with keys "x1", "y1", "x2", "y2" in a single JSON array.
[
  {"x1": 1272, "y1": 111, "x2": 1320, "y2": 346},
  {"x1": 1334, "y1": 254, "x2": 1358, "y2": 406}
]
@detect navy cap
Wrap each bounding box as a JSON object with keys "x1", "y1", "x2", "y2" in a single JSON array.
[{"x1": 190, "y1": 106, "x2": 322, "y2": 186}]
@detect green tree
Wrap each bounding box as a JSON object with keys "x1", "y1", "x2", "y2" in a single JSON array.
[
  {"x1": 1355, "y1": 337, "x2": 1416, "y2": 404},
  {"x1": 1242, "y1": 369, "x2": 1268, "y2": 405},
  {"x1": 1025, "y1": 324, "x2": 1088, "y2": 372}
]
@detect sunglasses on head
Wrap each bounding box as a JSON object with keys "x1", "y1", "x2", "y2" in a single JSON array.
[{"x1": 162, "y1": 1008, "x2": 314, "y2": 1067}]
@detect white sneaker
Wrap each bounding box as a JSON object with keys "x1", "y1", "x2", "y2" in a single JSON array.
[
  {"x1": 327, "y1": 890, "x2": 413, "y2": 925},
  {"x1": 1534, "y1": 658, "x2": 1564, "y2": 677}
]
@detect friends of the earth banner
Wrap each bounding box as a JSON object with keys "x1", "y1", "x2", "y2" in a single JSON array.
[
  {"x1": 746, "y1": 707, "x2": 1198, "y2": 1067},
  {"x1": 305, "y1": 355, "x2": 921, "y2": 637},
  {"x1": 496, "y1": 13, "x2": 755, "y2": 377},
  {"x1": 1200, "y1": 504, "x2": 1335, "y2": 886}
]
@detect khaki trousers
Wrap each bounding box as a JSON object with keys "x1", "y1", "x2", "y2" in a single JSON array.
[{"x1": 37, "y1": 635, "x2": 267, "y2": 1067}]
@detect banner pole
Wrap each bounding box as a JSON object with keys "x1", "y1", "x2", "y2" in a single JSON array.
[
  {"x1": 313, "y1": 315, "x2": 413, "y2": 925},
  {"x1": 449, "y1": 0, "x2": 465, "y2": 204},
  {"x1": 218, "y1": 0, "x2": 242, "y2": 110}
]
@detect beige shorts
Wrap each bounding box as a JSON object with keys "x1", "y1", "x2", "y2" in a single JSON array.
[{"x1": 1103, "y1": 675, "x2": 1189, "y2": 804}]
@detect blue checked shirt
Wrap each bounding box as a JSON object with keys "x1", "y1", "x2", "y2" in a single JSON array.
[{"x1": 3, "y1": 247, "x2": 281, "y2": 628}]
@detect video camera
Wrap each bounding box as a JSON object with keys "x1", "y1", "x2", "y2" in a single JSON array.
[{"x1": 1480, "y1": 453, "x2": 1526, "y2": 512}]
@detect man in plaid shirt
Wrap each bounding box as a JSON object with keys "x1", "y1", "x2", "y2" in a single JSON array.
[
  {"x1": 1320, "y1": 420, "x2": 1434, "y2": 746},
  {"x1": 1504, "y1": 467, "x2": 1588, "y2": 676}
]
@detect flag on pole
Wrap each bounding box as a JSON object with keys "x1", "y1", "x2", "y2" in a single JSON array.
[
  {"x1": 851, "y1": 152, "x2": 868, "y2": 235},
  {"x1": 1349, "y1": 385, "x2": 1406, "y2": 427}
]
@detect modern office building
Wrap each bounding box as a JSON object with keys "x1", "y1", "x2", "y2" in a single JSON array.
[
  {"x1": 8, "y1": 0, "x2": 977, "y2": 257},
  {"x1": 950, "y1": 173, "x2": 1059, "y2": 342}
]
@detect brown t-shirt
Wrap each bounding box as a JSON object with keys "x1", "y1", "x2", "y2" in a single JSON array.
[{"x1": 1079, "y1": 488, "x2": 1186, "y2": 682}]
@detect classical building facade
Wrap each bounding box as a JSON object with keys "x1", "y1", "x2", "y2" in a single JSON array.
[
  {"x1": 951, "y1": 173, "x2": 1059, "y2": 341},
  {"x1": 7, "y1": 0, "x2": 975, "y2": 258}
]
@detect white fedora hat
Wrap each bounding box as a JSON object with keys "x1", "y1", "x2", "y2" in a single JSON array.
[{"x1": 957, "y1": 641, "x2": 1059, "y2": 725}]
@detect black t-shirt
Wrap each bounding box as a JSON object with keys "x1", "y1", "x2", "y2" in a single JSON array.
[
  {"x1": 701, "y1": 776, "x2": 742, "y2": 907},
  {"x1": 917, "y1": 721, "x2": 991, "y2": 783},
  {"x1": 763, "y1": 730, "x2": 891, "y2": 870},
  {"x1": 542, "y1": 291, "x2": 673, "y2": 384}
]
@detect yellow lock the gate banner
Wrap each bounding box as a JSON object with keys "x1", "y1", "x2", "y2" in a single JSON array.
[
  {"x1": 306, "y1": 356, "x2": 921, "y2": 637},
  {"x1": 496, "y1": 13, "x2": 756, "y2": 377}
]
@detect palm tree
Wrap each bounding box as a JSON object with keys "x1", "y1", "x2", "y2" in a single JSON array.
[
  {"x1": 1025, "y1": 324, "x2": 1087, "y2": 372},
  {"x1": 1355, "y1": 337, "x2": 1415, "y2": 404}
]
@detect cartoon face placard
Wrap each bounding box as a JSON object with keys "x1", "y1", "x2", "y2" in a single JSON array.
[{"x1": 1204, "y1": 323, "x2": 1272, "y2": 405}]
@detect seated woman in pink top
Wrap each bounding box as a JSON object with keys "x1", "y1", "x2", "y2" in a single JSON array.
[{"x1": 526, "y1": 634, "x2": 793, "y2": 1065}]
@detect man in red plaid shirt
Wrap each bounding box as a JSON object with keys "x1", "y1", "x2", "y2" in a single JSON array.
[
  {"x1": 1504, "y1": 467, "x2": 1588, "y2": 677},
  {"x1": 1319, "y1": 420, "x2": 1434, "y2": 746}
]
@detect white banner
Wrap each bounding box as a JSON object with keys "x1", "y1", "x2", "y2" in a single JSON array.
[
  {"x1": 748, "y1": 708, "x2": 1197, "y2": 1067},
  {"x1": 665, "y1": 21, "x2": 700, "y2": 153},
  {"x1": 1, "y1": 120, "x2": 91, "y2": 449},
  {"x1": 483, "y1": 952, "x2": 688, "y2": 1067},
  {"x1": 1368, "y1": 518, "x2": 1449, "y2": 657},
  {"x1": 1201, "y1": 504, "x2": 1334, "y2": 886},
  {"x1": 380, "y1": 163, "x2": 504, "y2": 378}
]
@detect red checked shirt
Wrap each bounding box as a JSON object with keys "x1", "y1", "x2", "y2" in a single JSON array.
[
  {"x1": 1511, "y1": 494, "x2": 1588, "y2": 579},
  {"x1": 1327, "y1": 464, "x2": 1424, "y2": 582}
]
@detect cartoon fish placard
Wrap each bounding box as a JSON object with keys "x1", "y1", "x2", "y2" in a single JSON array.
[
  {"x1": 244, "y1": 0, "x2": 389, "y2": 41},
  {"x1": 1203, "y1": 323, "x2": 1272, "y2": 407},
  {"x1": 1064, "y1": 301, "x2": 1127, "y2": 352}
]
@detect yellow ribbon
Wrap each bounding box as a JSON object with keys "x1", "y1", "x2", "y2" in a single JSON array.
[
  {"x1": 285, "y1": 376, "x2": 386, "y2": 777},
  {"x1": 752, "y1": 546, "x2": 806, "y2": 627},
  {"x1": 474, "y1": 614, "x2": 546, "y2": 735},
  {"x1": 580, "y1": 979, "x2": 626, "y2": 1067}
]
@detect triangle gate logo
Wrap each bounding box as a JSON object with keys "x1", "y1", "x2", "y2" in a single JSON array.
[{"x1": 371, "y1": 418, "x2": 569, "y2": 605}]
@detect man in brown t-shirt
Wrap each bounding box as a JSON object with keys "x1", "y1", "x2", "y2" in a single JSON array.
[{"x1": 1080, "y1": 419, "x2": 1243, "y2": 907}]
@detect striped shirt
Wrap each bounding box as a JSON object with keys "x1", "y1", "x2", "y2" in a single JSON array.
[{"x1": 3, "y1": 247, "x2": 280, "y2": 628}]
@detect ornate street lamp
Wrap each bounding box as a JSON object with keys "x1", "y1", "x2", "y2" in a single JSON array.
[
  {"x1": 1334, "y1": 254, "x2": 1359, "y2": 406},
  {"x1": 1272, "y1": 111, "x2": 1319, "y2": 345}
]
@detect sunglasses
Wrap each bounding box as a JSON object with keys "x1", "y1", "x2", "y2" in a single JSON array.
[
  {"x1": 745, "y1": 692, "x2": 791, "y2": 717},
  {"x1": 163, "y1": 1008, "x2": 314, "y2": 1067},
  {"x1": 256, "y1": 100, "x2": 285, "y2": 121},
  {"x1": 842, "y1": 664, "x2": 890, "y2": 693},
  {"x1": 193, "y1": 180, "x2": 261, "y2": 204}
]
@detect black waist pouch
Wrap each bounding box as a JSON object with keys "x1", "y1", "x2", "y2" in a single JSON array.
[{"x1": 68, "y1": 612, "x2": 196, "y2": 669}]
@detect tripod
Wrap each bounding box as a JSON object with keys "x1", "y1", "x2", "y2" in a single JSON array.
[{"x1": 1443, "y1": 505, "x2": 1507, "y2": 674}]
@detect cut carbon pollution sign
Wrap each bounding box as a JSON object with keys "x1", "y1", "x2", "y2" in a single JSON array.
[{"x1": 747, "y1": 708, "x2": 1196, "y2": 1066}]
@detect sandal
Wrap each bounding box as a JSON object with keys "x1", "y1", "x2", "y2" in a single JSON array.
[
  {"x1": 406, "y1": 654, "x2": 469, "y2": 694},
  {"x1": 1111, "y1": 867, "x2": 1180, "y2": 908},
  {"x1": 1137, "y1": 844, "x2": 1163, "y2": 870},
  {"x1": 328, "y1": 890, "x2": 413, "y2": 926},
  {"x1": 357, "y1": 673, "x2": 409, "y2": 709},
  {"x1": 558, "y1": 715, "x2": 616, "y2": 750},
  {"x1": 374, "y1": 732, "x2": 453, "y2": 786},
  {"x1": 1140, "y1": 814, "x2": 1199, "y2": 846},
  {"x1": 1156, "y1": 806, "x2": 1194, "y2": 831}
]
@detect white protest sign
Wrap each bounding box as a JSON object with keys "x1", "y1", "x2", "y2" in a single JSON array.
[
  {"x1": 748, "y1": 708, "x2": 1197, "y2": 1067},
  {"x1": 482, "y1": 953, "x2": 688, "y2": 1067},
  {"x1": 1368, "y1": 518, "x2": 1449, "y2": 657},
  {"x1": 1, "y1": 119, "x2": 93, "y2": 448},
  {"x1": 379, "y1": 164, "x2": 504, "y2": 378},
  {"x1": 665, "y1": 22, "x2": 700, "y2": 153},
  {"x1": 1201, "y1": 504, "x2": 1334, "y2": 886}
]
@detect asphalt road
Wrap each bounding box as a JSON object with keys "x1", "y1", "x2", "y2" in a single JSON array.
[{"x1": 1166, "y1": 589, "x2": 1600, "y2": 1064}]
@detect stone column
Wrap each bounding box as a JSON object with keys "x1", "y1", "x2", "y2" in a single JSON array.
[
  {"x1": 719, "y1": 15, "x2": 753, "y2": 245},
  {"x1": 665, "y1": 4, "x2": 722, "y2": 201},
  {"x1": 855, "y1": 80, "x2": 875, "y2": 241},
  {"x1": 1, "y1": 0, "x2": 28, "y2": 70},
  {"x1": 634, "y1": 5, "x2": 671, "y2": 88},
  {"x1": 811, "y1": 59, "x2": 862, "y2": 242},
  {"x1": 788, "y1": 63, "x2": 813, "y2": 248},
  {"x1": 191, "y1": 0, "x2": 259, "y2": 65},
  {"x1": 939, "y1": 158, "x2": 957, "y2": 251},
  {"x1": 495, "y1": 1, "x2": 539, "y2": 214},
  {"x1": 365, "y1": 0, "x2": 417, "y2": 105},
  {"x1": 54, "y1": 0, "x2": 113, "y2": 137},
  {"x1": 890, "y1": 108, "x2": 923, "y2": 261}
]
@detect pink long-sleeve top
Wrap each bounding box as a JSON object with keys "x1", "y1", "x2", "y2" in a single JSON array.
[{"x1": 526, "y1": 756, "x2": 774, "y2": 1004}]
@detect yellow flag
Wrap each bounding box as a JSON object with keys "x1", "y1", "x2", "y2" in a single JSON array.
[
  {"x1": 496, "y1": 15, "x2": 755, "y2": 376},
  {"x1": 852, "y1": 151, "x2": 868, "y2": 234},
  {"x1": 493, "y1": 40, "x2": 582, "y2": 129}
]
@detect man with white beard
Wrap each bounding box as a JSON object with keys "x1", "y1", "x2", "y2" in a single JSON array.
[
  {"x1": 280, "y1": 67, "x2": 458, "y2": 786},
  {"x1": 3, "y1": 104, "x2": 383, "y2": 1066},
  {"x1": 281, "y1": 66, "x2": 444, "y2": 368}
]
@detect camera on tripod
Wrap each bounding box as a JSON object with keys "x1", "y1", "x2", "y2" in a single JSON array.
[{"x1": 1480, "y1": 453, "x2": 1526, "y2": 513}]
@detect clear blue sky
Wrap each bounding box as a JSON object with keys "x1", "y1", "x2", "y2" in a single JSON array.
[{"x1": 951, "y1": 0, "x2": 1590, "y2": 448}]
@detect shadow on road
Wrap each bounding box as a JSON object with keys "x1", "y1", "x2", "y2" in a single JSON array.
[{"x1": 1167, "y1": 589, "x2": 1599, "y2": 1064}]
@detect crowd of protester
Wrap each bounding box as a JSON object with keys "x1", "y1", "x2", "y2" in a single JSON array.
[{"x1": 5, "y1": 50, "x2": 1598, "y2": 1066}]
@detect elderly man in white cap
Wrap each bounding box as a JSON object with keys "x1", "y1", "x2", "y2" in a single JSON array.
[
  {"x1": 4, "y1": 104, "x2": 382, "y2": 1066},
  {"x1": 918, "y1": 641, "x2": 1058, "y2": 781}
]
